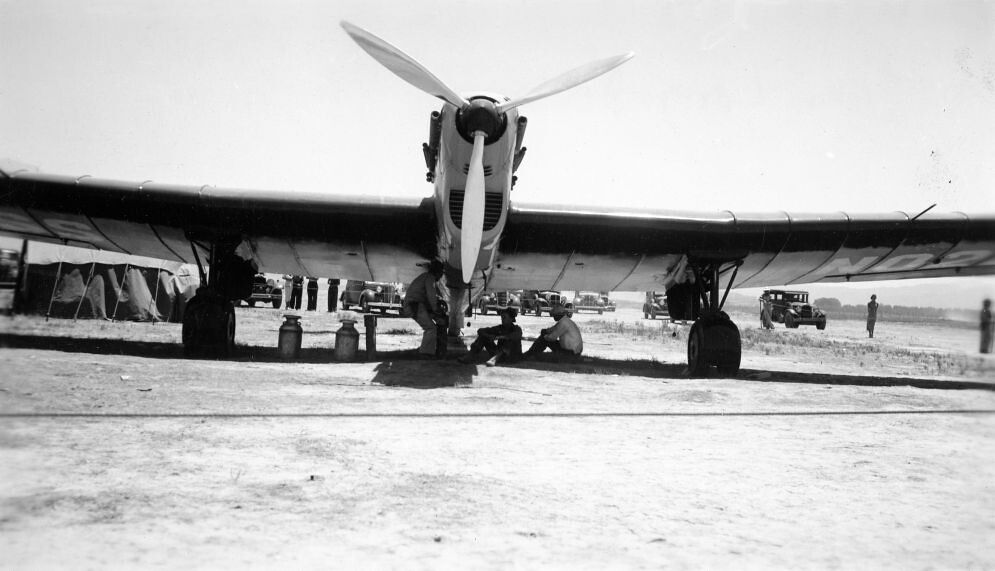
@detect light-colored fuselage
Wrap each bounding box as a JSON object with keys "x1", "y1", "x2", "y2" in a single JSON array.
[{"x1": 430, "y1": 94, "x2": 523, "y2": 290}]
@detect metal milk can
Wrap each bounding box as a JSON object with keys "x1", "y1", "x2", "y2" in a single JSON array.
[
  {"x1": 278, "y1": 315, "x2": 303, "y2": 360},
  {"x1": 334, "y1": 319, "x2": 360, "y2": 361}
]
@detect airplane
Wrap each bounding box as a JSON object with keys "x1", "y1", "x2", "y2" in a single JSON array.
[{"x1": 1, "y1": 21, "x2": 994, "y2": 376}]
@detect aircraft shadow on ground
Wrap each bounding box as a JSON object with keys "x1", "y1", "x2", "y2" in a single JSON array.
[{"x1": 2, "y1": 333, "x2": 992, "y2": 392}]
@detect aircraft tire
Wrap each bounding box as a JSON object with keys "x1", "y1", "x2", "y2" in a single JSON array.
[
  {"x1": 687, "y1": 322, "x2": 708, "y2": 377},
  {"x1": 183, "y1": 293, "x2": 235, "y2": 358},
  {"x1": 687, "y1": 315, "x2": 741, "y2": 378}
]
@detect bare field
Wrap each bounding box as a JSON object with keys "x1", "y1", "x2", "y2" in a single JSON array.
[{"x1": 1, "y1": 307, "x2": 994, "y2": 569}]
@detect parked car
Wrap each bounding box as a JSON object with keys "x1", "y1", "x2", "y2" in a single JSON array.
[
  {"x1": 599, "y1": 292, "x2": 617, "y2": 312},
  {"x1": 521, "y1": 290, "x2": 570, "y2": 316},
  {"x1": 572, "y1": 291, "x2": 607, "y2": 314},
  {"x1": 340, "y1": 280, "x2": 405, "y2": 314},
  {"x1": 0, "y1": 248, "x2": 19, "y2": 315},
  {"x1": 477, "y1": 290, "x2": 521, "y2": 315},
  {"x1": 643, "y1": 291, "x2": 667, "y2": 319},
  {"x1": 242, "y1": 274, "x2": 283, "y2": 308},
  {"x1": 763, "y1": 289, "x2": 827, "y2": 330}
]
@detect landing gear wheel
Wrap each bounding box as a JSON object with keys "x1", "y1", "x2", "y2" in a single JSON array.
[
  {"x1": 687, "y1": 322, "x2": 708, "y2": 377},
  {"x1": 182, "y1": 291, "x2": 236, "y2": 358},
  {"x1": 686, "y1": 314, "x2": 742, "y2": 377}
]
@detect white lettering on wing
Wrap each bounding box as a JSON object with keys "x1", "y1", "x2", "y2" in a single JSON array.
[
  {"x1": 42, "y1": 216, "x2": 104, "y2": 244},
  {"x1": 929, "y1": 249, "x2": 993, "y2": 268},
  {"x1": 818, "y1": 256, "x2": 879, "y2": 276},
  {"x1": 871, "y1": 253, "x2": 935, "y2": 272},
  {"x1": 0, "y1": 209, "x2": 49, "y2": 234}
]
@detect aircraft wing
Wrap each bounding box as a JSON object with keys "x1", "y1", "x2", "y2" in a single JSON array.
[
  {"x1": 0, "y1": 169, "x2": 437, "y2": 284},
  {"x1": 489, "y1": 202, "x2": 995, "y2": 292}
]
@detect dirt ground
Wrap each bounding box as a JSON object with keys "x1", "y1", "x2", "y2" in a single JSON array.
[{"x1": 1, "y1": 306, "x2": 994, "y2": 569}]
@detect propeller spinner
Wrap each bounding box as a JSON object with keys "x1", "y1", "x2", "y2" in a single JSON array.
[{"x1": 340, "y1": 21, "x2": 634, "y2": 284}]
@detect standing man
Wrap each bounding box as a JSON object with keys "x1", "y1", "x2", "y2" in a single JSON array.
[
  {"x1": 327, "y1": 278, "x2": 340, "y2": 312},
  {"x1": 760, "y1": 293, "x2": 774, "y2": 329},
  {"x1": 306, "y1": 277, "x2": 319, "y2": 311},
  {"x1": 290, "y1": 275, "x2": 304, "y2": 310},
  {"x1": 866, "y1": 294, "x2": 879, "y2": 338},
  {"x1": 522, "y1": 305, "x2": 583, "y2": 360},
  {"x1": 981, "y1": 298, "x2": 993, "y2": 354},
  {"x1": 282, "y1": 274, "x2": 293, "y2": 308},
  {"x1": 403, "y1": 260, "x2": 446, "y2": 359},
  {"x1": 459, "y1": 307, "x2": 523, "y2": 366}
]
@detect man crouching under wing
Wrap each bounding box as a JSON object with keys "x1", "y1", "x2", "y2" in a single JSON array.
[
  {"x1": 459, "y1": 307, "x2": 523, "y2": 366},
  {"x1": 403, "y1": 260, "x2": 446, "y2": 359},
  {"x1": 523, "y1": 305, "x2": 583, "y2": 360}
]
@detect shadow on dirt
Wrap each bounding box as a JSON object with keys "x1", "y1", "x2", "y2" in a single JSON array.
[{"x1": 2, "y1": 333, "x2": 992, "y2": 392}]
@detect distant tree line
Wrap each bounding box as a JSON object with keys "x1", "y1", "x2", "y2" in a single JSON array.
[
  {"x1": 814, "y1": 297, "x2": 976, "y2": 324},
  {"x1": 727, "y1": 295, "x2": 977, "y2": 325}
]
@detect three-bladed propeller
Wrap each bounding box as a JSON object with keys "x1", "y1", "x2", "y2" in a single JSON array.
[{"x1": 340, "y1": 21, "x2": 633, "y2": 284}]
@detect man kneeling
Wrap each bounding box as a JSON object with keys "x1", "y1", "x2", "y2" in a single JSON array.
[
  {"x1": 459, "y1": 307, "x2": 523, "y2": 366},
  {"x1": 523, "y1": 305, "x2": 583, "y2": 360}
]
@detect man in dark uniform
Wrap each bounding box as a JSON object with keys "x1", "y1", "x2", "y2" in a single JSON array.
[
  {"x1": 402, "y1": 260, "x2": 446, "y2": 358},
  {"x1": 981, "y1": 298, "x2": 993, "y2": 354},
  {"x1": 306, "y1": 277, "x2": 319, "y2": 311},
  {"x1": 866, "y1": 294, "x2": 879, "y2": 338},
  {"x1": 290, "y1": 275, "x2": 304, "y2": 310},
  {"x1": 327, "y1": 278, "x2": 340, "y2": 312},
  {"x1": 459, "y1": 307, "x2": 523, "y2": 366}
]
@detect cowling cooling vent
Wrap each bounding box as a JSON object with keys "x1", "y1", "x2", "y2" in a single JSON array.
[
  {"x1": 448, "y1": 189, "x2": 504, "y2": 231},
  {"x1": 462, "y1": 164, "x2": 494, "y2": 176}
]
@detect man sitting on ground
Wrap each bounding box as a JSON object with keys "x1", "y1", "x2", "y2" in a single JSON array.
[
  {"x1": 459, "y1": 307, "x2": 523, "y2": 366},
  {"x1": 522, "y1": 305, "x2": 583, "y2": 360}
]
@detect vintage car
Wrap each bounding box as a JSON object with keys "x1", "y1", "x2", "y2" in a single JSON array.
[
  {"x1": 0, "y1": 248, "x2": 19, "y2": 314},
  {"x1": 599, "y1": 292, "x2": 617, "y2": 312},
  {"x1": 763, "y1": 289, "x2": 827, "y2": 330},
  {"x1": 242, "y1": 274, "x2": 283, "y2": 308},
  {"x1": 571, "y1": 291, "x2": 608, "y2": 314},
  {"x1": 340, "y1": 280, "x2": 405, "y2": 314},
  {"x1": 477, "y1": 290, "x2": 522, "y2": 315},
  {"x1": 521, "y1": 290, "x2": 571, "y2": 317},
  {"x1": 643, "y1": 291, "x2": 668, "y2": 319}
]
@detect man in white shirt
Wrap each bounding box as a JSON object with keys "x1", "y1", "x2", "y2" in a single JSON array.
[
  {"x1": 523, "y1": 305, "x2": 583, "y2": 359},
  {"x1": 403, "y1": 260, "x2": 446, "y2": 358}
]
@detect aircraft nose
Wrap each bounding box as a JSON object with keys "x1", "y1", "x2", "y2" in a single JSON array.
[{"x1": 459, "y1": 99, "x2": 502, "y2": 139}]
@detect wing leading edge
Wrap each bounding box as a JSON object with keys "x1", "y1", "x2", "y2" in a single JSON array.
[
  {"x1": 0, "y1": 169, "x2": 437, "y2": 284},
  {"x1": 489, "y1": 202, "x2": 995, "y2": 292}
]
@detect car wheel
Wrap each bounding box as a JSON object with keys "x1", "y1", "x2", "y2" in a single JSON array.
[
  {"x1": 272, "y1": 299, "x2": 281, "y2": 309},
  {"x1": 480, "y1": 305, "x2": 487, "y2": 315},
  {"x1": 785, "y1": 313, "x2": 796, "y2": 328},
  {"x1": 247, "y1": 300, "x2": 256, "y2": 307},
  {"x1": 816, "y1": 320, "x2": 826, "y2": 330},
  {"x1": 360, "y1": 298, "x2": 370, "y2": 313}
]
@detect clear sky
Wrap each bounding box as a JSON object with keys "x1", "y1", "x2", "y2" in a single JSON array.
[{"x1": 1, "y1": 0, "x2": 993, "y2": 306}]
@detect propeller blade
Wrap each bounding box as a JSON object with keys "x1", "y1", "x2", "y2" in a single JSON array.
[
  {"x1": 460, "y1": 131, "x2": 487, "y2": 285},
  {"x1": 340, "y1": 21, "x2": 469, "y2": 109},
  {"x1": 496, "y1": 52, "x2": 635, "y2": 113}
]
